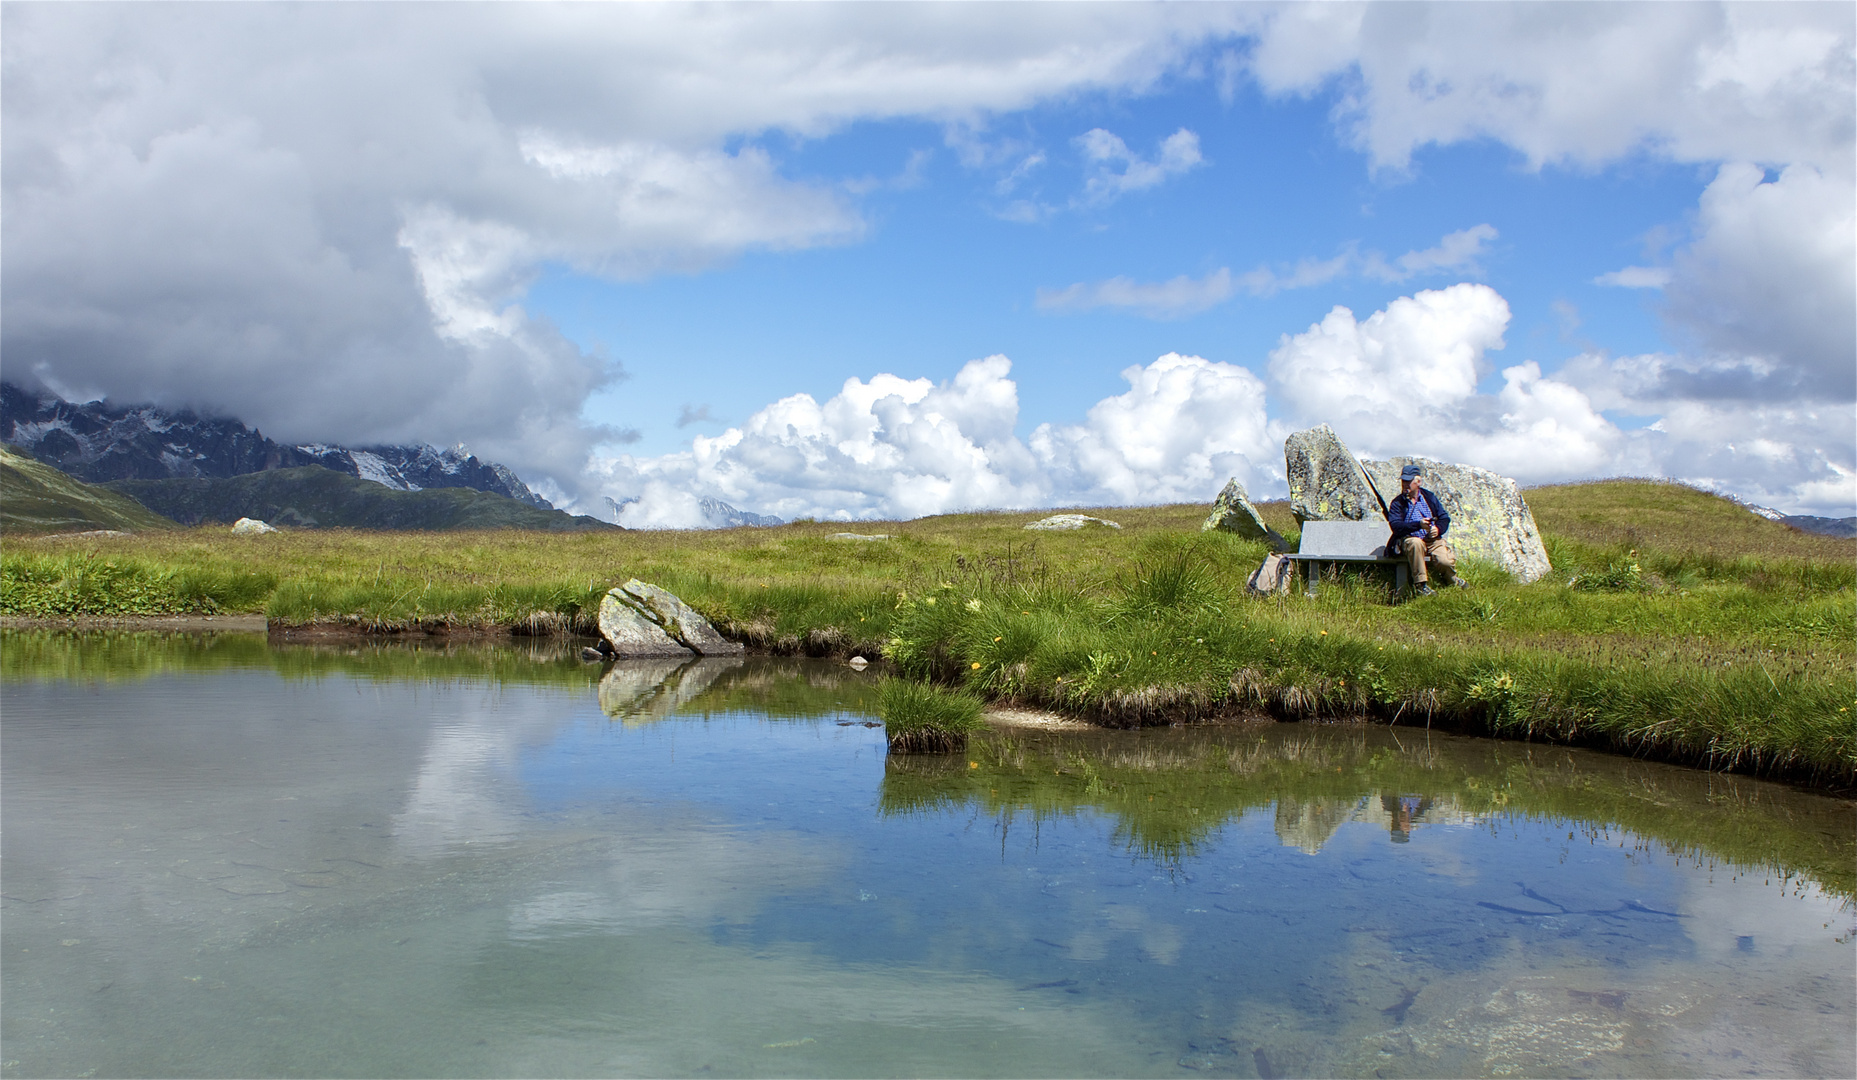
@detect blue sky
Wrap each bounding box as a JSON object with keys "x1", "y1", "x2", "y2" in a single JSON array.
[
  {"x1": 536, "y1": 101, "x2": 1704, "y2": 457},
  {"x1": 4, "y1": 3, "x2": 1851, "y2": 521}
]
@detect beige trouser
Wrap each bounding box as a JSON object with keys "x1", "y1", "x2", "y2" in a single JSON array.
[{"x1": 1400, "y1": 535, "x2": 1456, "y2": 584}]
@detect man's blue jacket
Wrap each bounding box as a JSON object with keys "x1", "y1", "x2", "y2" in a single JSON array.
[{"x1": 1385, "y1": 487, "x2": 1450, "y2": 545}]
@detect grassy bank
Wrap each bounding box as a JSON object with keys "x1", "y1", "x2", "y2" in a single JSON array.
[{"x1": 3, "y1": 481, "x2": 1852, "y2": 785}]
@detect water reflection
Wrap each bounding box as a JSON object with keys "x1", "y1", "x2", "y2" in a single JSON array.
[
  {"x1": 881, "y1": 725, "x2": 1854, "y2": 900},
  {"x1": 3, "y1": 630, "x2": 1852, "y2": 1079},
  {"x1": 597, "y1": 657, "x2": 744, "y2": 723}
]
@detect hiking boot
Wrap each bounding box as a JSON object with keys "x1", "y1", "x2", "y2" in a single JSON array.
[
  {"x1": 1413, "y1": 583, "x2": 1436, "y2": 597},
  {"x1": 1452, "y1": 578, "x2": 1469, "y2": 589}
]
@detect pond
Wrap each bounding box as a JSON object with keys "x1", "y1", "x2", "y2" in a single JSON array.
[{"x1": 2, "y1": 630, "x2": 1851, "y2": 1079}]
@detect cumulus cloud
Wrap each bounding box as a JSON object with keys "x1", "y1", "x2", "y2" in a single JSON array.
[
  {"x1": 1267, "y1": 285, "x2": 1853, "y2": 515},
  {"x1": 1662, "y1": 162, "x2": 1855, "y2": 399},
  {"x1": 1039, "y1": 225, "x2": 1496, "y2": 317},
  {"x1": 591, "y1": 353, "x2": 1275, "y2": 526},
  {"x1": 1268, "y1": 284, "x2": 1511, "y2": 417}
]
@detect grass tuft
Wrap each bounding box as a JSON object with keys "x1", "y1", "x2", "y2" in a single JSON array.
[{"x1": 879, "y1": 677, "x2": 985, "y2": 754}]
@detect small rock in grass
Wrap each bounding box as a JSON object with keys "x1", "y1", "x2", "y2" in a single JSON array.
[
  {"x1": 829, "y1": 533, "x2": 893, "y2": 541},
  {"x1": 230, "y1": 517, "x2": 278, "y2": 535},
  {"x1": 1024, "y1": 514, "x2": 1121, "y2": 531},
  {"x1": 1202, "y1": 478, "x2": 1287, "y2": 550}
]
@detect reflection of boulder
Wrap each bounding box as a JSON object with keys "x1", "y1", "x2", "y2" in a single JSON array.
[
  {"x1": 1284, "y1": 425, "x2": 1384, "y2": 524},
  {"x1": 1360, "y1": 457, "x2": 1553, "y2": 583},
  {"x1": 597, "y1": 657, "x2": 745, "y2": 725},
  {"x1": 1273, "y1": 796, "x2": 1361, "y2": 854}
]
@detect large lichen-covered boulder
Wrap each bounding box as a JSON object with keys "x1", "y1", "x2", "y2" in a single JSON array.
[
  {"x1": 1284, "y1": 425, "x2": 1386, "y2": 524},
  {"x1": 598, "y1": 591, "x2": 693, "y2": 657},
  {"x1": 1361, "y1": 457, "x2": 1553, "y2": 583},
  {"x1": 616, "y1": 579, "x2": 746, "y2": 656},
  {"x1": 1202, "y1": 478, "x2": 1287, "y2": 551}
]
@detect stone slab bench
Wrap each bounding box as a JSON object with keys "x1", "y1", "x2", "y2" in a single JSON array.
[{"x1": 1284, "y1": 520, "x2": 1408, "y2": 596}]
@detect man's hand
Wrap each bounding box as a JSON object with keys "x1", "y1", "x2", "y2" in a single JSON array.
[{"x1": 1427, "y1": 523, "x2": 1440, "y2": 539}]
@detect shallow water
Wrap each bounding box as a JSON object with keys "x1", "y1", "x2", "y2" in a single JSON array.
[{"x1": 2, "y1": 631, "x2": 1851, "y2": 1079}]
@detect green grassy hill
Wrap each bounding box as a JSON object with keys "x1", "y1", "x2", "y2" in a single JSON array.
[
  {"x1": 104, "y1": 466, "x2": 618, "y2": 532},
  {"x1": 1, "y1": 445, "x2": 177, "y2": 534}
]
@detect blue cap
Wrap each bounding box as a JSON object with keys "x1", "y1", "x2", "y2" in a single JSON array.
[{"x1": 1400, "y1": 464, "x2": 1422, "y2": 480}]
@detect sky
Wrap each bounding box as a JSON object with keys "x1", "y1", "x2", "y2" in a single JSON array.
[{"x1": 3, "y1": 2, "x2": 1852, "y2": 525}]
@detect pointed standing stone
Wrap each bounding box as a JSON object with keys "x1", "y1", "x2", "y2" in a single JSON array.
[
  {"x1": 1202, "y1": 478, "x2": 1287, "y2": 550},
  {"x1": 1284, "y1": 425, "x2": 1385, "y2": 524}
]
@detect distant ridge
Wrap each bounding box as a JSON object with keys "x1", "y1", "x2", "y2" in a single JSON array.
[
  {"x1": 1, "y1": 444, "x2": 176, "y2": 533},
  {"x1": 106, "y1": 467, "x2": 617, "y2": 532},
  {"x1": 1, "y1": 381, "x2": 550, "y2": 507},
  {"x1": 1745, "y1": 502, "x2": 1857, "y2": 539}
]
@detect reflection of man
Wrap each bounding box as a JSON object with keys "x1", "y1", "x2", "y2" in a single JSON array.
[
  {"x1": 1380, "y1": 793, "x2": 1432, "y2": 843},
  {"x1": 1385, "y1": 464, "x2": 1459, "y2": 596}
]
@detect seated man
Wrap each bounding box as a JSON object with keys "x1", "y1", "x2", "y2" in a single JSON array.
[{"x1": 1385, "y1": 464, "x2": 1460, "y2": 595}]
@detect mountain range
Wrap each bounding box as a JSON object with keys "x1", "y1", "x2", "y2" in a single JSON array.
[
  {"x1": 1, "y1": 381, "x2": 549, "y2": 507},
  {"x1": 1, "y1": 381, "x2": 782, "y2": 532}
]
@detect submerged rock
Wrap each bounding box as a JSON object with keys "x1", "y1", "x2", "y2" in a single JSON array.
[
  {"x1": 1024, "y1": 514, "x2": 1121, "y2": 531},
  {"x1": 1360, "y1": 457, "x2": 1553, "y2": 583},
  {"x1": 1284, "y1": 425, "x2": 1385, "y2": 524},
  {"x1": 230, "y1": 517, "x2": 277, "y2": 535},
  {"x1": 1202, "y1": 478, "x2": 1287, "y2": 550}
]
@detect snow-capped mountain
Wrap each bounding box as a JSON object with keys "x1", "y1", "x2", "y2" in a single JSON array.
[
  {"x1": 603, "y1": 494, "x2": 783, "y2": 529},
  {"x1": 1, "y1": 382, "x2": 550, "y2": 508}
]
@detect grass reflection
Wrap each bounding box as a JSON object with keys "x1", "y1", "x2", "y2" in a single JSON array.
[{"x1": 881, "y1": 724, "x2": 1856, "y2": 902}]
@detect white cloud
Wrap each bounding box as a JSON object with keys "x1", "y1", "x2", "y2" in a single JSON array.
[
  {"x1": 1245, "y1": 3, "x2": 1854, "y2": 171},
  {"x1": 1662, "y1": 162, "x2": 1855, "y2": 398},
  {"x1": 1267, "y1": 286, "x2": 1854, "y2": 515},
  {"x1": 1267, "y1": 283, "x2": 1511, "y2": 419},
  {"x1": 1030, "y1": 353, "x2": 1275, "y2": 505},
  {"x1": 1593, "y1": 266, "x2": 1674, "y2": 289},
  {"x1": 591, "y1": 353, "x2": 1275, "y2": 525},
  {"x1": 1036, "y1": 268, "x2": 1236, "y2": 319},
  {"x1": 1363, "y1": 223, "x2": 1498, "y2": 281},
  {"x1": 1075, "y1": 127, "x2": 1204, "y2": 204},
  {"x1": 1039, "y1": 225, "x2": 1497, "y2": 316},
  {"x1": 590, "y1": 283, "x2": 1852, "y2": 525}
]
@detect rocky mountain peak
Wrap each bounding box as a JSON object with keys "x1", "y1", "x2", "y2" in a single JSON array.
[{"x1": 1, "y1": 381, "x2": 551, "y2": 509}]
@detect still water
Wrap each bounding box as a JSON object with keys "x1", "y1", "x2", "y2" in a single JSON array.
[{"x1": 2, "y1": 631, "x2": 1851, "y2": 1079}]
